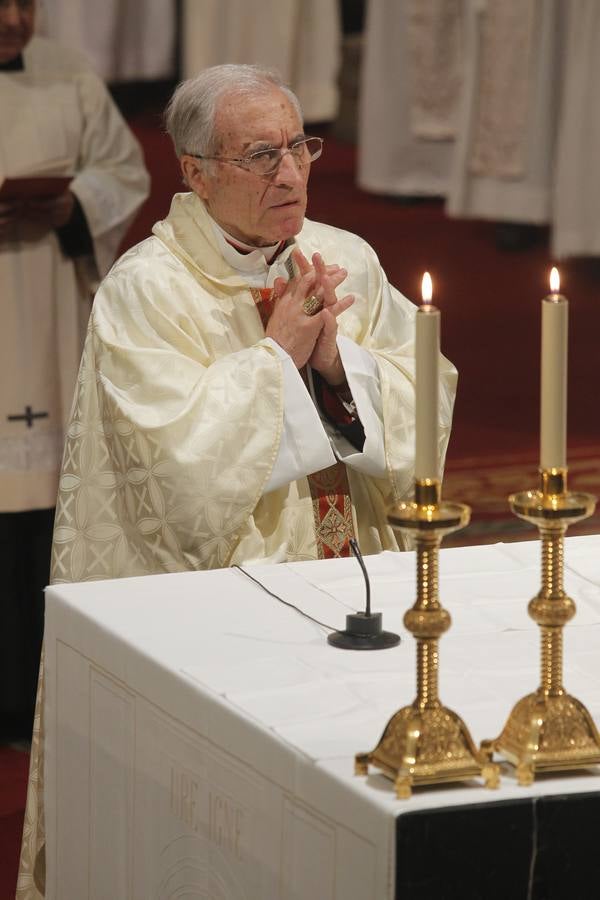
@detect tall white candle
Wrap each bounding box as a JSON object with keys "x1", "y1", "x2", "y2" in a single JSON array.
[
  {"x1": 540, "y1": 267, "x2": 568, "y2": 470},
  {"x1": 415, "y1": 272, "x2": 440, "y2": 481}
]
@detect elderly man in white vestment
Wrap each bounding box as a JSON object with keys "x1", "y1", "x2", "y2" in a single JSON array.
[
  {"x1": 18, "y1": 64, "x2": 456, "y2": 898},
  {"x1": 0, "y1": 0, "x2": 148, "y2": 748}
]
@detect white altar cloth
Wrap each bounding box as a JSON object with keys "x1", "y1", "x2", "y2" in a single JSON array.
[{"x1": 43, "y1": 536, "x2": 600, "y2": 899}]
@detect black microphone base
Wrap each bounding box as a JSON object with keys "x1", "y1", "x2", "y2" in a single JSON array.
[{"x1": 327, "y1": 612, "x2": 400, "y2": 650}]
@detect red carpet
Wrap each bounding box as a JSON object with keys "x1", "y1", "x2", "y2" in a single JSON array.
[
  {"x1": 443, "y1": 442, "x2": 600, "y2": 545},
  {"x1": 0, "y1": 746, "x2": 29, "y2": 900}
]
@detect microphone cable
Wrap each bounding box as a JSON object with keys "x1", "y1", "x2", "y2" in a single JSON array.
[{"x1": 233, "y1": 564, "x2": 336, "y2": 632}]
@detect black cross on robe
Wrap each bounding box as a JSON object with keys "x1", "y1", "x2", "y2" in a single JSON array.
[{"x1": 7, "y1": 406, "x2": 48, "y2": 428}]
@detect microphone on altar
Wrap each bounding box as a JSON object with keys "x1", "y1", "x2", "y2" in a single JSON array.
[{"x1": 327, "y1": 539, "x2": 401, "y2": 650}]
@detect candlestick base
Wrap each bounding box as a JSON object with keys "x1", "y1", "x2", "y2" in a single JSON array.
[
  {"x1": 482, "y1": 468, "x2": 600, "y2": 783},
  {"x1": 481, "y1": 692, "x2": 600, "y2": 787},
  {"x1": 355, "y1": 479, "x2": 500, "y2": 797},
  {"x1": 356, "y1": 703, "x2": 500, "y2": 799}
]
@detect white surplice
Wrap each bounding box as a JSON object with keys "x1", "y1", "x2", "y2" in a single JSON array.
[
  {"x1": 0, "y1": 36, "x2": 150, "y2": 514},
  {"x1": 181, "y1": 0, "x2": 341, "y2": 122}
]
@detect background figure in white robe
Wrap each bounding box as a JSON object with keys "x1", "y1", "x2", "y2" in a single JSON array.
[
  {"x1": 18, "y1": 64, "x2": 456, "y2": 898},
  {"x1": 446, "y1": 0, "x2": 562, "y2": 248},
  {"x1": 38, "y1": 0, "x2": 176, "y2": 82},
  {"x1": 359, "y1": 0, "x2": 462, "y2": 199},
  {"x1": 447, "y1": 0, "x2": 600, "y2": 258},
  {"x1": 0, "y1": 0, "x2": 149, "y2": 744},
  {"x1": 181, "y1": 0, "x2": 341, "y2": 122},
  {"x1": 552, "y1": 0, "x2": 600, "y2": 259}
]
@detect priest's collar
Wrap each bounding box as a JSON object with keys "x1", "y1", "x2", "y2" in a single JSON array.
[
  {"x1": 0, "y1": 54, "x2": 24, "y2": 71},
  {"x1": 208, "y1": 215, "x2": 294, "y2": 272}
]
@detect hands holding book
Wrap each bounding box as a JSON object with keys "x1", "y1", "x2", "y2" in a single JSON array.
[{"x1": 0, "y1": 189, "x2": 75, "y2": 240}]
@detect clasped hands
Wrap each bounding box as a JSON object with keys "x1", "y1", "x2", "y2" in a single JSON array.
[
  {"x1": 265, "y1": 248, "x2": 354, "y2": 386},
  {"x1": 0, "y1": 189, "x2": 75, "y2": 240}
]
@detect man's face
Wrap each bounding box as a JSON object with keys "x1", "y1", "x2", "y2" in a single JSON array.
[
  {"x1": 183, "y1": 87, "x2": 310, "y2": 247},
  {"x1": 0, "y1": 0, "x2": 35, "y2": 64}
]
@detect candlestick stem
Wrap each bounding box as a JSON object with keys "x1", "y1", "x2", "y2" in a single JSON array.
[
  {"x1": 416, "y1": 536, "x2": 438, "y2": 607},
  {"x1": 541, "y1": 524, "x2": 564, "y2": 598},
  {"x1": 416, "y1": 639, "x2": 439, "y2": 709},
  {"x1": 540, "y1": 626, "x2": 563, "y2": 697},
  {"x1": 413, "y1": 536, "x2": 443, "y2": 710}
]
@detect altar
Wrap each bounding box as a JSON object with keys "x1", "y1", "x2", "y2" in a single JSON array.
[{"x1": 43, "y1": 536, "x2": 600, "y2": 899}]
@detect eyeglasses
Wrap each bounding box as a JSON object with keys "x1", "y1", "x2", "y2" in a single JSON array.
[{"x1": 189, "y1": 136, "x2": 324, "y2": 178}]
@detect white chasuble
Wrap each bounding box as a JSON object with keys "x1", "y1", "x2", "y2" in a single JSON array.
[
  {"x1": 0, "y1": 37, "x2": 149, "y2": 514},
  {"x1": 49, "y1": 192, "x2": 457, "y2": 582},
  {"x1": 18, "y1": 193, "x2": 457, "y2": 898}
]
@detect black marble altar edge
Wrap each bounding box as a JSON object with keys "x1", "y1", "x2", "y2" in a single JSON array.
[{"x1": 394, "y1": 791, "x2": 600, "y2": 900}]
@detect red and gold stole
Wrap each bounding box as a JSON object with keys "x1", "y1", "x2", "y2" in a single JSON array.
[{"x1": 249, "y1": 286, "x2": 355, "y2": 558}]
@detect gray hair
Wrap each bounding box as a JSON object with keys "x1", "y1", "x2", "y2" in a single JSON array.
[{"x1": 164, "y1": 64, "x2": 303, "y2": 158}]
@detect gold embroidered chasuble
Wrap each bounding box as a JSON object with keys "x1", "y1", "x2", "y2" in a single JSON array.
[
  {"x1": 18, "y1": 192, "x2": 457, "y2": 897},
  {"x1": 47, "y1": 191, "x2": 455, "y2": 581}
]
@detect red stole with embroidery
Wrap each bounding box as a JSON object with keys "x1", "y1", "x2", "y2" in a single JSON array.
[{"x1": 249, "y1": 286, "x2": 354, "y2": 558}]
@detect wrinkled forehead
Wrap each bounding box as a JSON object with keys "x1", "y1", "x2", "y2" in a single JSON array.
[{"x1": 214, "y1": 87, "x2": 303, "y2": 153}]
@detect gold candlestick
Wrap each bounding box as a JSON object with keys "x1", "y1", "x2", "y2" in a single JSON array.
[
  {"x1": 481, "y1": 467, "x2": 600, "y2": 785},
  {"x1": 355, "y1": 479, "x2": 500, "y2": 798}
]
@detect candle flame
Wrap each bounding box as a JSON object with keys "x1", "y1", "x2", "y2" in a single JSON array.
[
  {"x1": 421, "y1": 271, "x2": 433, "y2": 304},
  {"x1": 550, "y1": 266, "x2": 560, "y2": 293}
]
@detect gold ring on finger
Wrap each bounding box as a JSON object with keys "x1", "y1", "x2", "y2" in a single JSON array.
[{"x1": 302, "y1": 294, "x2": 323, "y2": 316}]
